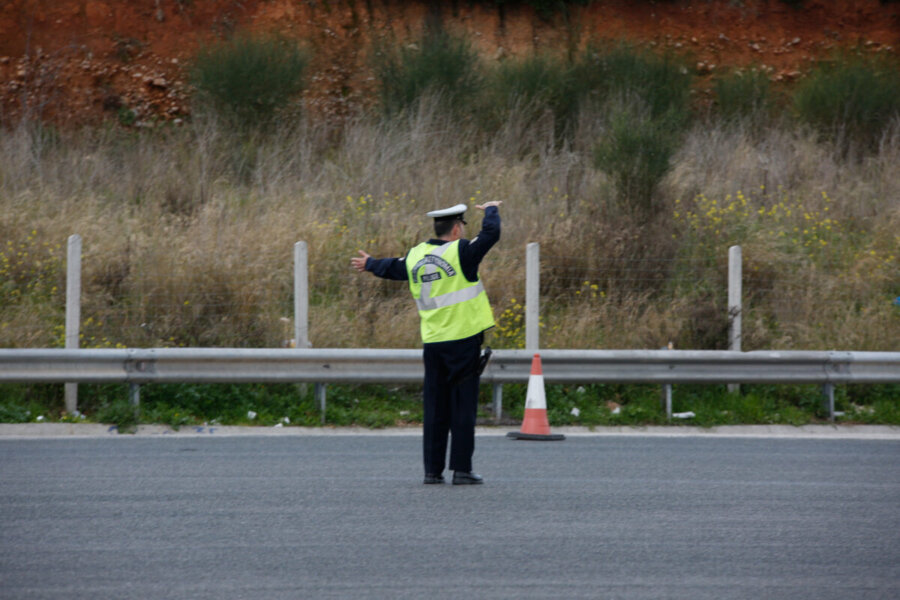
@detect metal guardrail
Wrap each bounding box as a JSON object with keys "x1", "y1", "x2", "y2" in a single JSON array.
[
  {"x1": 2, "y1": 348, "x2": 898, "y2": 421},
  {"x1": 1, "y1": 348, "x2": 898, "y2": 385}
]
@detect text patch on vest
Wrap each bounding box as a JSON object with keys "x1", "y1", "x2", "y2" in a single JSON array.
[{"x1": 411, "y1": 255, "x2": 456, "y2": 283}]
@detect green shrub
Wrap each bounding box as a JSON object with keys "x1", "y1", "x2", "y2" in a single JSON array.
[
  {"x1": 190, "y1": 32, "x2": 310, "y2": 128},
  {"x1": 528, "y1": 0, "x2": 591, "y2": 18},
  {"x1": 483, "y1": 52, "x2": 578, "y2": 138},
  {"x1": 792, "y1": 51, "x2": 900, "y2": 152},
  {"x1": 2, "y1": 381, "x2": 898, "y2": 427},
  {"x1": 0, "y1": 399, "x2": 34, "y2": 423},
  {"x1": 95, "y1": 397, "x2": 139, "y2": 433},
  {"x1": 489, "y1": 53, "x2": 569, "y2": 111},
  {"x1": 469, "y1": 0, "x2": 591, "y2": 20},
  {"x1": 372, "y1": 28, "x2": 482, "y2": 117},
  {"x1": 574, "y1": 42, "x2": 692, "y2": 119},
  {"x1": 117, "y1": 106, "x2": 137, "y2": 127},
  {"x1": 594, "y1": 104, "x2": 684, "y2": 213},
  {"x1": 713, "y1": 68, "x2": 774, "y2": 122},
  {"x1": 484, "y1": 41, "x2": 693, "y2": 148},
  {"x1": 570, "y1": 43, "x2": 691, "y2": 212}
]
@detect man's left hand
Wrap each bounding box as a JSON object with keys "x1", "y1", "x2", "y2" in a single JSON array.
[
  {"x1": 351, "y1": 250, "x2": 371, "y2": 273},
  {"x1": 475, "y1": 201, "x2": 503, "y2": 211}
]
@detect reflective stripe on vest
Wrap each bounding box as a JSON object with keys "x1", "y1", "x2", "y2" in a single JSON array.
[{"x1": 415, "y1": 280, "x2": 485, "y2": 311}]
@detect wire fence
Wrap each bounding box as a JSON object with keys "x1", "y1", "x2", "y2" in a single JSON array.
[
  {"x1": 547, "y1": 254, "x2": 863, "y2": 317},
  {"x1": 542, "y1": 255, "x2": 716, "y2": 293},
  {"x1": 1, "y1": 239, "x2": 894, "y2": 350},
  {"x1": 88, "y1": 267, "x2": 295, "y2": 349},
  {"x1": 0, "y1": 249, "x2": 294, "y2": 349},
  {"x1": 531, "y1": 250, "x2": 889, "y2": 351}
]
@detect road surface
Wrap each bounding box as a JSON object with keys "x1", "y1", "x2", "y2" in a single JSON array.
[{"x1": 1, "y1": 434, "x2": 898, "y2": 599}]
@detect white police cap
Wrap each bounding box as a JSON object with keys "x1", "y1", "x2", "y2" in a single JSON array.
[{"x1": 426, "y1": 203, "x2": 467, "y2": 221}]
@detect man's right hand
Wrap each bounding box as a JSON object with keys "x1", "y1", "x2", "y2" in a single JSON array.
[{"x1": 351, "y1": 250, "x2": 371, "y2": 273}]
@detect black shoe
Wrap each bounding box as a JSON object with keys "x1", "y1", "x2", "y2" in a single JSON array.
[
  {"x1": 452, "y1": 471, "x2": 484, "y2": 485},
  {"x1": 424, "y1": 473, "x2": 445, "y2": 484}
]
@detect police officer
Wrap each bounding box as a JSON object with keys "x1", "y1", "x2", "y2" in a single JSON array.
[{"x1": 350, "y1": 200, "x2": 502, "y2": 485}]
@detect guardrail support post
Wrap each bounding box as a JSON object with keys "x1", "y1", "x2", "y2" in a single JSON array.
[
  {"x1": 728, "y1": 245, "x2": 742, "y2": 394},
  {"x1": 492, "y1": 383, "x2": 503, "y2": 422},
  {"x1": 315, "y1": 383, "x2": 327, "y2": 424},
  {"x1": 65, "y1": 234, "x2": 82, "y2": 415},
  {"x1": 822, "y1": 383, "x2": 835, "y2": 422},
  {"x1": 661, "y1": 384, "x2": 673, "y2": 420},
  {"x1": 129, "y1": 383, "x2": 141, "y2": 407}
]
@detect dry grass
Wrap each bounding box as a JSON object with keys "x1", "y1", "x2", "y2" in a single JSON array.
[{"x1": 1, "y1": 109, "x2": 897, "y2": 351}]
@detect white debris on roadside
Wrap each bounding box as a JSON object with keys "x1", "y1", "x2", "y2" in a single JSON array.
[
  {"x1": 672, "y1": 411, "x2": 696, "y2": 419},
  {"x1": 570, "y1": 407, "x2": 581, "y2": 417},
  {"x1": 247, "y1": 410, "x2": 257, "y2": 420}
]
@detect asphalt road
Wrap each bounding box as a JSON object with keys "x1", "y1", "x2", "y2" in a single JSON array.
[{"x1": 1, "y1": 434, "x2": 898, "y2": 599}]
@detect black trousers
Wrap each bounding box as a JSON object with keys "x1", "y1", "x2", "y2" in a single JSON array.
[{"x1": 421, "y1": 332, "x2": 483, "y2": 474}]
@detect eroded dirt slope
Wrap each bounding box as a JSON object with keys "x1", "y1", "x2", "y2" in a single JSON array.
[{"x1": 1, "y1": 0, "x2": 897, "y2": 125}]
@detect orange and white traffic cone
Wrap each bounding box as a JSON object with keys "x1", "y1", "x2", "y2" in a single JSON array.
[{"x1": 507, "y1": 353, "x2": 565, "y2": 441}]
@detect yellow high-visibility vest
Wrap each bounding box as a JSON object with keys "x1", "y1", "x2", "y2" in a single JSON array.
[{"x1": 406, "y1": 240, "x2": 495, "y2": 343}]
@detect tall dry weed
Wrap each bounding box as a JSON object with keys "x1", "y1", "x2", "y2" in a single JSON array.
[{"x1": 1, "y1": 111, "x2": 897, "y2": 351}]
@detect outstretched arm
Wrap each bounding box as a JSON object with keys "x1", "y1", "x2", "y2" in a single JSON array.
[{"x1": 350, "y1": 249, "x2": 408, "y2": 280}]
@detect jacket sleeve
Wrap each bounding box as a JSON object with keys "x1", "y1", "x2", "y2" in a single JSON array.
[
  {"x1": 458, "y1": 206, "x2": 500, "y2": 281},
  {"x1": 365, "y1": 256, "x2": 409, "y2": 281}
]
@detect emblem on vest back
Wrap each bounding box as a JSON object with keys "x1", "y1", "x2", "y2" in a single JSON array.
[{"x1": 411, "y1": 255, "x2": 456, "y2": 283}]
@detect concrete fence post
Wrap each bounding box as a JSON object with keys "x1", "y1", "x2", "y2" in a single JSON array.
[
  {"x1": 294, "y1": 241, "x2": 309, "y2": 350},
  {"x1": 728, "y1": 245, "x2": 742, "y2": 394},
  {"x1": 294, "y1": 241, "x2": 324, "y2": 415},
  {"x1": 514, "y1": 242, "x2": 541, "y2": 422},
  {"x1": 526, "y1": 242, "x2": 540, "y2": 351},
  {"x1": 65, "y1": 234, "x2": 81, "y2": 414}
]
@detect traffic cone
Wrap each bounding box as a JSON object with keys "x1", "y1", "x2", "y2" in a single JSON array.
[{"x1": 507, "y1": 353, "x2": 565, "y2": 441}]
